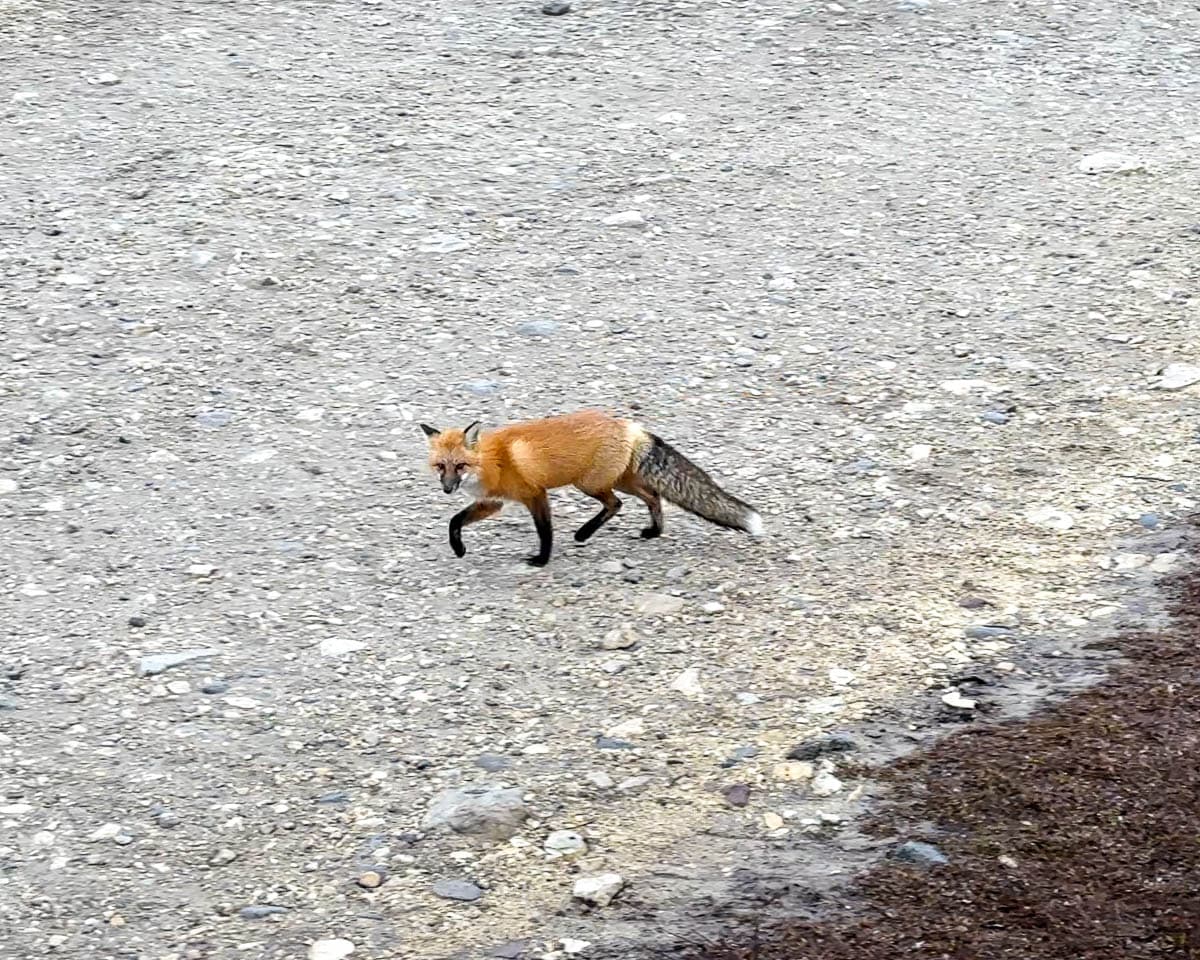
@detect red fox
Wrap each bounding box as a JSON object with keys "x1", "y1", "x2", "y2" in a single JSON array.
[{"x1": 420, "y1": 410, "x2": 764, "y2": 567}]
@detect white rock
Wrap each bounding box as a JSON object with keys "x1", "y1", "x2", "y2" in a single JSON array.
[
  {"x1": 654, "y1": 111, "x2": 688, "y2": 124},
  {"x1": 1113, "y1": 553, "x2": 1150, "y2": 571},
  {"x1": 1158, "y1": 363, "x2": 1200, "y2": 390},
  {"x1": 18, "y1": 584, "x2": 48, "y2": 597},
  {"x1": 224, "y1": 696, "x2": 260, "y2": 710},
  {"x1": 1077, "y1": 151, "x2": 1145, "y2": 174},
  {"x1": 636, "y1": 593, "x2": 684, "y2": 616},
  {"x1": 602, "y1": 210, "x2": 646, "y2": 228},
  {"x1": 585, "y1": 771, "x2": 615, "y2": 789},
  {"x1": 767, "y1": 276, "x2": 797, "y2": 291},
  {"x1": 804, "y1": 695, "x2": 844, "y2": 715},
  {"x1": 809, "y1": 772, "x2": 844, "y2": 797},
  {"x1": 90, "y1": 72, "x2": 122, "y2": 86},
  {"x1": 562, "y1": 940, "x2": 592, "y2": 955},
  {"x1": 296, "y1": 407, "x2": 325, "y2": 422},
  {"x1": 1026, "y1": 505, "x2": 1074, "y2": 531},
  {"x1": 41, "y1": 497, "x2": 64, "y2": 512},
  {"x1": 572, "y1": 872, "x2": 625, "y2": 907},
  {"x1": 544, "y1": 830, "x2": 587, "y2": 857},
  {"x1": 701, "y1": 601, "x2": 725, "y2": 614},
  {"x1": 939, "y1": 378, "x2": 997, "y2": 396},
  {"x1": 1150, "y1": 552, "x2": 1182, "y2": 573},
  {"x1": 89, "y1": 823, "x2": 124, "y2": 842},
  {"x1": 57, "y1": 273, "x2": 93, "y2": 286},
  {"x1": 827, "y1": 667, "x2": 855, "y2": 686},
  {"x1": 907, "y1": 444, "x2": 932, "y2": 462},
  {"x1": 599, "y1": 624, "x2": 639, "y2": 650},
  {"x1": 166, "y1": 680, "x2": 191, "y2": 695},
  {"x1": 186, "y1": 563, "x2": 218, "y2": 578},
  {"x1": 0, "y1": 803, "x2": 33, "y2": 815},
  {"x1": 942, "y1": 690, "x2": 977, "y2": 710},
  {"x1": 319, "y1": 637, "x2": 365, "y2": 657},
  {"x1": 669, "y1": 667, "x2": 703, "y2": 699},
  {"x1": 418, "y1": 233, "x2": 471, "y2": 253},
  {"x1": 310, "y1": 940, "x2": 355, "y2": 960},
  {"x1": 239, "y1": 449, "x2": 277, "y2": 464},
  {"x1": 423, "y1": 786, "x2": 529, "y2": 840},
  {"x1": 0, "y1": 479, "x2": 17, "y2": 495},
  {"x1": 606, "y1": 718, "x2": 644, "y2": 739}
]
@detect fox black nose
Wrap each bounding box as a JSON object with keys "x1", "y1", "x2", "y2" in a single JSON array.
[{"x1": 442, "y1": 477, "x2": 459, "y2": 494}]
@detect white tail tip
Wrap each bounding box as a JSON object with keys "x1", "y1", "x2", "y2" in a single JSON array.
[{"x1": 744, "y1": 512, "x2": 765, "y2": 538}]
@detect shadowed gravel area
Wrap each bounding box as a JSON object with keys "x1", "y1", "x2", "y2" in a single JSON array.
[{"x1": 685, "y1": 548, "x2": 1200, "y2": 960}]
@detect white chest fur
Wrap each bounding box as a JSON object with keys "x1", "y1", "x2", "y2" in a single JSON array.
[{"x1": 460, "y1": 474, "x2": 486, "y2": 499}]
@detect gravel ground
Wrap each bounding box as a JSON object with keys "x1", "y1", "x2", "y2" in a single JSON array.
[{"x1": 2, "y1": 1, "x2": 1198, "y2": 958}]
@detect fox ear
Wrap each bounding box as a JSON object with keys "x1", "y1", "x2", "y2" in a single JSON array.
[
  {"x1": 420, "y1": 424, "x2": 440, "y2": 438},
  {"x1": 463, "y1": 421, "x2": 482, "y2": 448}
]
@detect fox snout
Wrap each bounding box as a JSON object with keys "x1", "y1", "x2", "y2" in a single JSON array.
[{"x1": 442, "y1": 474, "x2": 461, "y2": 494}]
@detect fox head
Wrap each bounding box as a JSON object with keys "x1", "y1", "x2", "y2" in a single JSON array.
[{"x1": 421, "y1": 421, "x2": 482, "y2": 494}]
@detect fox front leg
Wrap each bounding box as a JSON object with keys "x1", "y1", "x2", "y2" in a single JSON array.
[
  {"x1": 448, "y1": 500, "x2": 502, "y2": 558},
  {"x1": 524, "y1": 493, "x2": 553, "y2": 567}
]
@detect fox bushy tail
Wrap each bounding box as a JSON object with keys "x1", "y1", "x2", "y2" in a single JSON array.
[{"x1": 634, "y1": 434, "x2": 764, "y2": 536}]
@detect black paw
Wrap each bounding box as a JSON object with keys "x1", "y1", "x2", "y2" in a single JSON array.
[
  {"x1": 450, "y1": 539, "x2": 466, "y2": 558},
  {"x1": 525, "y1": 554, "x2": 550, "y2": 567},
  {"x1": 574, "y1": 529, "x2": 592, "y2": 543},
  {"x1": 640, "y1": 526, "x2": 662, "y2": 540}
]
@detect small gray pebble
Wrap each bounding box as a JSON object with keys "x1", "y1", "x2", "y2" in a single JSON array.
[
  {"x1": 891, "y1": 840, "x2": 949, "y2": 866},
  {"x1": 541, "y1": 1, "x2": 571, "y2": 14},
  {"x1": 200, "y1": 680, "x2": 229, "y2": 695},
  {"x1": 475, "y1": 752, "x2": 511, "y2": 772},
  {"x1": 238, "y1": 905, "x2": 289, "y2": 920},
  {"x1": 1138, "y1": 512, "x2": 1160, "y2": 529},
  {"x1": 516, "y1": 320, "x2": 559, "y2": 338},
  {"x1": 488, "y1": 941, "x2": 531, "y2": 959},
  {"x1": 721, "y1": 744, "x2": 760, "y2": 767},
  {"x1": 195, "y1": 410, "x2": 233, "y2": 428},
  {"x1": 316, "y1": 790, "x2": 351, "y2": 805},
  {"x1": 463, "y1": 379, "x2": 500, "y2": 397},
  {"x1": 965, "y1": 625, "x2": 1014, "y2": 640},
  {"x1": 431, "y1": 879, "x2": 483, "y2": 901},
  {"x1": 722, "y1": 783, "x2": 751, "y2": 807},
  {"x1": 595, "y1": 736, "x2": 634, "y2": 751},
  {"x1": 138, "y1": 649, "x2": 217, "y2": 677},
  {"x1": 787, "y1": 733, "x2": 858, "y2": 762},
  {"x1": 981, "y1": 410, "x2": 1010, "y2": 425}
]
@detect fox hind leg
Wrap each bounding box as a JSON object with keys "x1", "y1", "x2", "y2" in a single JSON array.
[
  {"x1": 618, "y1": 477, "x2": 663, "y2": 539},
  {"x1": 574, "y1": 489, "x2": 622, "y2": 543}
]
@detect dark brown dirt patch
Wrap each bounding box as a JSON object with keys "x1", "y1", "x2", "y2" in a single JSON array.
[{"x1": 684, "y1": 569, "x2": 1200, "y2": 960}]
